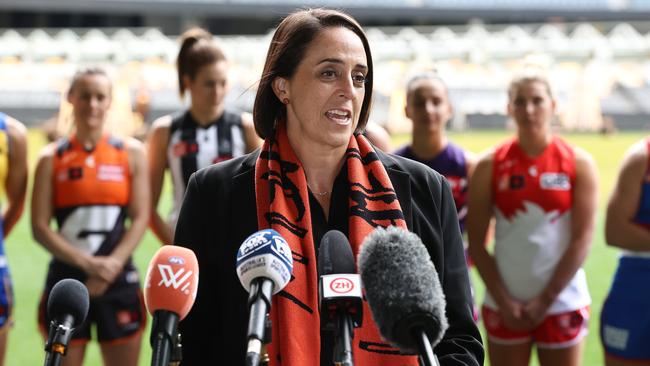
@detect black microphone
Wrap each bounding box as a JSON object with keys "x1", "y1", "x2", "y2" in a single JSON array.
[
  {"x1": 318, "y1": 230, "x2": 362, "y2": 366},
  {"x1": 44, "y1": 278, "x2": 90, "y2": 366},
  {"x1": 358, "y1": 226, "x2": 448, "y2": 366}
]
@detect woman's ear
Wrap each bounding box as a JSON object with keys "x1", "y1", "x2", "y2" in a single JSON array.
[
  {"x1": 272, "y1": 77, "x2": 290, "y2": 101},
  {"x1": 182, "y1": 74, "x2": 192, "y2": 93}
]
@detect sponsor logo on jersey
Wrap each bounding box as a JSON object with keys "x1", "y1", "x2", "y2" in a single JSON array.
[
  {"x1": 498, "y1": 175, "x2": 509, "y2": 191},
  {"x1": 172, "y1": 141, "x2": 199, "y2": 157},
  {"x1": 85, "y1": 156, "x2": 95, "y2": 168},
  {"x1": 97, "y1": 164, "x2": 125, "y2": 182},
  {"x1": 540, "y1": 172, "x2": 570, "y2": 190},
  {"x1": 68, "y1": 167, "x2": 83, "y2": 180},
  {"x1": 509, "y1": 175, "x2": 525, "y2": 190}
]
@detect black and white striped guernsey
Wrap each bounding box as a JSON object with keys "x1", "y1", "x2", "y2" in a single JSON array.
[{"x1": 167, "y1": 109, "x2": 245, "y2": 222}]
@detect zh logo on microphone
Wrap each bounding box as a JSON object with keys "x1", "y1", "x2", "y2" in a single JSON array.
[
  {"x1": 157, "y1": 264, "x2": 193, "y2": 294},
  {"x1": 330, "y1": 277, "x2": 355, "y2": 294}
]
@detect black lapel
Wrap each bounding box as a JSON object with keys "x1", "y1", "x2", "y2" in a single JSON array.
[
  {"x1": 376, "y1": 150, "x2": 413, "y2": 230},
  {"x1": 230, "y1": 150, "x2": 261, "y2": 237},
  {"x1": 386, "y1": 167, "x2": 413, "y2": 230}
]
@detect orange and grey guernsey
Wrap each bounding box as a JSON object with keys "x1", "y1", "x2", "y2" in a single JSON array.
[{"x1": 49, "y1": 135, "x2": 136, "y2": 286}]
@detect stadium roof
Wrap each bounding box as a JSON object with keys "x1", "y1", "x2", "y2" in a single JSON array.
[{"x1": 2, "y1": 0, "x2": 650, "y2": 24}]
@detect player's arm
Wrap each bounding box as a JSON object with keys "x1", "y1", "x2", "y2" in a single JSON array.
[
  {"x1": 147, "y1": 116, "x2": 174, "y2": 245},
  {"x1": 241, "y1": 112, "x2": 262, "y2": 153},
  {"x1": 468, "y1": 150, "x2": 532, "y2": 330},
  {"x1": 3, "y1": 116, "x2": 28, "y2": 237},
  {"x1": 467, "y1": 152, "x2": 506, "y2": 304},
  {"x1": 111, "y1": 137, "x2": 150, "y2": 266},
  {"x1": 605, "y1": 140, "x2": 650, "y2": 250},
  {"x1": 465, "y1": 150, "x2": 477, "y2": 179}
]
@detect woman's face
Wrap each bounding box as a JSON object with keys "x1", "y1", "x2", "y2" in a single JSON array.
[
  {"x1": 405, "y1": 78, "x2": 452, "y2": 135},
  {"x1": 278, "y1": 26, "x2": 368, "y2": 150},
  {"x1": 67, "y1": 74, "x2": 112, "y2": 130},
  {"x1": 185, "y1": 60, "x2": 228, "y2": 115},
  {"x1": 508, "y1": 80, "x2": 555, "y2": 136}
]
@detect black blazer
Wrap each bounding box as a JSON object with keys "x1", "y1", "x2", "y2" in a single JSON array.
[{"x1": 174, "y1": 148, "x2": 484, "y2": 366}]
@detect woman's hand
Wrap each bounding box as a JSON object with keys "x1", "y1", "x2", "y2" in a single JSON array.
[
  {"x1": 522, "y1": 295, "x2": 552, "y2": 327},
  {"x1": 85, "y1": 276, "x2": 110, "y2": 298},
  {"x1": 499, "y1": 297, "x2": 535, "y2": 331},
  {"x1": 84, "y1": 256, "x2": 123, "y2": 283}
]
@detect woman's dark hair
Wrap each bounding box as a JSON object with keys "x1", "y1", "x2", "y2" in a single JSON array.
[
  {"x1": 176, "y1": 27, "x2": 226, "y2": 97},
  {"x1": 253, "y1": 8, "x2": 374, "y2": 139}
]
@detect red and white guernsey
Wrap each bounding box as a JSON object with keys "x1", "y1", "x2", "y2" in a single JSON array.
[{"x1": 486, "y1": 136, "x2": 590, "y2": 314}]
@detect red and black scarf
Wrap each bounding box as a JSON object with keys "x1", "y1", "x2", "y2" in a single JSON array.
[{"x1": 255, "y1": 121, "x2": 419, "y2": 365}]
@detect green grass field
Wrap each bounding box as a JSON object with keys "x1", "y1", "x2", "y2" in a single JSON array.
[{"x1": 4, "y1": 129, "x2": 644, "y2": 365}]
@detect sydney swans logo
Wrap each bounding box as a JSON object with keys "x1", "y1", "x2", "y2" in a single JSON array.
[{"x1": 157, "y1": 264, "x2": 193, "y2": 294}]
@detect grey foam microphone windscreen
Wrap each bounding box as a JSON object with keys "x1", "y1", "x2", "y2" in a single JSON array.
[
  {"x1": 318, "y1": 230, "x2": 355, "y2": 276},
  {"x1": 358, "y1": 226, "x2": 449, "y2": 352},
  {"x1": 47, "y1": 278, "x2": 90, "y2": 328}
]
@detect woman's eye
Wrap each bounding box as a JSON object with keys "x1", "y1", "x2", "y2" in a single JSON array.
[
  {"x1": 352, "y1": 74, "x2": 367, "y2": 86},
  {"x1": 321, "y1": 70, "x2": 337, "y2": 78}
]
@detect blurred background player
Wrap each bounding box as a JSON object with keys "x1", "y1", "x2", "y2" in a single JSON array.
[
  {"x1": 394, "y1": 72, "x2": 477, "y2": 314},
  {"x1": 147, "y1": 27, "x2": 260, "y2": 245},
  {"x1": 0, "y1": 112, "x2": 27, "y2": 366},
  {"x1": 467, "y1": 68, "x2": 597, "y2": 366},
  {"x1": 363, "y1": 121, "x2": 392, "y2": 151},
  {"x1": 31, "y1": 67, "x2": 149, "y2": 366},
  {"x1": 601, "y1": 137, "x2": 650, "y2": 366}
]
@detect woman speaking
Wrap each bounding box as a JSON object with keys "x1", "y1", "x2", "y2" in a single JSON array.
[{"x1": 174, "y1": 8, "x2": 483, "y2": 366}]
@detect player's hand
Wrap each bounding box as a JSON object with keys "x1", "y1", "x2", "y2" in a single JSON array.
[
  {"x1": 85, "y1": 256, "x2": 123, "y2": 283},
  {"x1": 499, "y1": 298, "x2": 535, "y2": 331},
  {"x1": 522, "y1": 295, "x2": 552, "y2": 327},
  {"x1": 85, "y1": 276, "x2": 110, "y2": 298}
]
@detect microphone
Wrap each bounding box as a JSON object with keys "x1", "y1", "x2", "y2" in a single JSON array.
[
  {"x1": 236, "y1": 229, "x2": 293, "y2": 366},
  {"x1": 144, "y1": 245, "x2": 199, "y2": 366},
  {"x1": 44, "y1": 278, "x2": 89, "y2": 366},
  {"x1": 358, "y1": 226, "x2": 448, "y2": 366},
  {"x1": 318, "y1": 230, "x2": 362, "y2": 366}
]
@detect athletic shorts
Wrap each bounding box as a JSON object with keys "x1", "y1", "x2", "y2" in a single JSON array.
[
  {"x1": 482, "y1": 305, "x2": 589, "y2": 349},
  {"x1": 601, "y1": 256, "x2": 650, "y2": 360},
  {"x1": 38, "y1": 283, "x2": 146, "y2": 345},
  {"x1": 0, "y1": 265, "x2": 13, "y2": 329}
]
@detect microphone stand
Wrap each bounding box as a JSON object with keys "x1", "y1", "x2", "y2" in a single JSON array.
[
  {"x1": 44, "y1": 316, "x2": 74, "y2": 366},
  {"x1": 414, "y1": 330, "x2": 440, "y2": 366},
  {"x1": 245, "y1": 278, "x2": 274, "y2": 366},
  {"x1": 168, "y1": 332, "x2": 183, "y2": 366},
  {"x1": 150, "y1": 310, "x2": 179, "y2": 366},
  {"x1": 333, "y1": 309, "x2": 354, "y2": 366}
]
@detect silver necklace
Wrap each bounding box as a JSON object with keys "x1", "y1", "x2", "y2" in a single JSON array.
[{"x1": 308, "y1": 184, "x2": 330, "y2": 197}]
